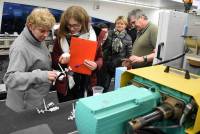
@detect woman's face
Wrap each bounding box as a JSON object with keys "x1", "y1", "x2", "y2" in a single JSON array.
[
  {"x1": 28, "y1": 24, "x2": 50, "y2": 42},
  {"x1": 115, "y1": 20, "x2": 126, "y2": 32},
  {"x1": 67, "y1": 18, "x2": 82, "y2": 34}
]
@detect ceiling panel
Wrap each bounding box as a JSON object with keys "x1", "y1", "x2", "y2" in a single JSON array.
[
  {"x1": 133, "y1": 0, "x2": 185, "y2": 9},
  {"x1": 100, "y1": 0, "x2": 197, "y2": 10}
]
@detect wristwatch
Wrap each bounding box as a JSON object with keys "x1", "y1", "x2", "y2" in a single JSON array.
[{"x1": 143, "y1": 55, "x2": 147, "y2": 63}]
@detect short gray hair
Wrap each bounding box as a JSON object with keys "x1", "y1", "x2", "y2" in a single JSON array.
[{"x1": 128, "y1": 9, "x2": 148, "y2": 21}]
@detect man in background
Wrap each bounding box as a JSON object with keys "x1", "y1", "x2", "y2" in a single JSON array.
[
  {"x1": 183, "y1": 0, "x2": 193, "y2": 13},
  {"x1": 126, "y1": 10, "x2": 137, "y2": 44},
  {"x1": 123, "y1": 9, "x2": 158, "y2": 69}
]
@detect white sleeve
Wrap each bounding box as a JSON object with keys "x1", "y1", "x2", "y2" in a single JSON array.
[{"x1": 89, "y1": 25, "x2": 97, "y2": 41}]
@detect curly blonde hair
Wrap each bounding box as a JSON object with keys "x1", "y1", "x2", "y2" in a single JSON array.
[{"x1": 26, "y1": 8, "x2": 56, "y2": 29}]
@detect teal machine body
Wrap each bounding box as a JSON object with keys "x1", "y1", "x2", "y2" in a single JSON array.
[
  {"x1": 75, "y1": 85, "x2": 160, "y2": 134},
  {"x1": 75, "y1": 65, "x2": 200, "y2": 134}
]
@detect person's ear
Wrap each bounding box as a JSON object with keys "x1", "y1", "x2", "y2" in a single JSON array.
[{"x1": 27, "y1": 23, "x2": 33, "y2": 30}]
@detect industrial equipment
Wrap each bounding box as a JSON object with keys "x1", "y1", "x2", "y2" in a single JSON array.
[
  {"x1": 75, "y1": 65, "x2": 200, "y2": 134},
  {"x1": 153, "y1": 10, "x2": 200, "y2": 75},
  {"x1": 182, "y1": 13, "x2": 200, "y2": 75}
]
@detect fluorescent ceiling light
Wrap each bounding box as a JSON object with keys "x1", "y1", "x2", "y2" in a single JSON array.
[{"x1": 100, "y1": 0, "x2": 160, "y2": 10}]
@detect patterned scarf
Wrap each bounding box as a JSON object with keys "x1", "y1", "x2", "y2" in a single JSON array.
[{"x1": 112, "y1": 30, "x2": 126, "y2": 53}]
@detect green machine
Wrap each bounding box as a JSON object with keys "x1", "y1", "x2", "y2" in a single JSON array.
[
  {"x1": 75, "y1": 85, "x2": 160, "y2": 134},
  {"x1": 75, "y1": 65, "x2": 200, "y2": 134}
]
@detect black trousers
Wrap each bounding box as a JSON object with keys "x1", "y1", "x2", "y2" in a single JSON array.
[{"x1": 97, "y1": 65, "x2": 113, "y2": 93}]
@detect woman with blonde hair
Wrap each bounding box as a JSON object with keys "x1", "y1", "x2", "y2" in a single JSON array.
[
  {"x1": 101, "y1": 16, "x2": 132, "y2": 92},
  {"x1": 52, "y1": 6, "x2": 103, "y2": 102},
  {"x1": 4, "y1": 8, "x2": 57, "y2": 112}
]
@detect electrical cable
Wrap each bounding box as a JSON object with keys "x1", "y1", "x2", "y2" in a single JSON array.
[{"x1": 154, "y1": 48, "x2": 189, "y2": 65}]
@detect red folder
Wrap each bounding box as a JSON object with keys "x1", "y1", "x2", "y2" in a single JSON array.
[{"x1": 69, "y1": 37, "x2": 97, "y2": 75}]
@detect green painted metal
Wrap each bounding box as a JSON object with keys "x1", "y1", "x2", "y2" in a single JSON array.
[
  {"x1": 75, "y1": 85, "x2": 160, "y2": 134},
  {"x1": 75, "y1": 74, "x2": 195, "y2": 134},
  {"x1": 131, "y1": 76, "x2": 195, "y2": 134},
  {"x1": 132, "y1": 76, "x2": 192, "y2": 104}
]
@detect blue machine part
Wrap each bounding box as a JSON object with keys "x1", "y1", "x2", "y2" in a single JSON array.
[
  {"x1": 75, "y1": 85, "x2": 160, "y2": 134},
  {"x1": 114, "y1": 67, "x2": 127, "y2": 90}
]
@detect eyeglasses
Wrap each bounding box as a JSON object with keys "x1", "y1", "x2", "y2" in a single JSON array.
[
  {"x1": 130, "y1": 20, "x2": 136, "y2": 25},
  {"x1": 67, "y1": 23, "x2": 81, "y2": 29}
]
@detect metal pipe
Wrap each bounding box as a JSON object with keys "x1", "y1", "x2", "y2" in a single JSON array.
[{"x1": 128, "y1": 110, "x2": 163, "y2": 130}]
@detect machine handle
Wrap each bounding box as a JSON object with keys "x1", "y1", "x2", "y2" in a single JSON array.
[
  {"x1": 164, "y1": 66, "x2": 190, "y2": 79},
  {"x1": 156, "y1": 42, "x2": 164, "y2": 60}
]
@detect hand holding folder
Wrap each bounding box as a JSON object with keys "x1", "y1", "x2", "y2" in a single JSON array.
[
  {"x1": 69, "y1": 37, "x2": 97, "y2": 75},
  {"x1": 83, "y1": 60, "x2": 97, "y2": 71}
]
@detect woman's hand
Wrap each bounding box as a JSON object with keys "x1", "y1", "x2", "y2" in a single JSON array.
[
  {"x1": 84, "y1": 60, "x2": 97, "y2": 71},
  {"x1": 48, "y1": 71, "x2": 58, "y2": 81},
  {"x1": 59, "y1": 53, "x2": 70, "y2": 64}
]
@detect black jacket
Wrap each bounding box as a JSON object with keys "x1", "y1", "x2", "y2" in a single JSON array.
[{"x1": 102, "y1": 30, "x2": 132, "y2": 75}]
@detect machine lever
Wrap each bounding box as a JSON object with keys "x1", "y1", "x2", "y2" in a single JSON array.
[
  {"x1": 156, "y1": 42, "x2": 164, "y2": 60},
  {"x1": 185, "y1": 70, "x2": 190, "y2": 79},
  {"x1": 163, "y1": 66, "x2": 191, "y2": 79}
]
